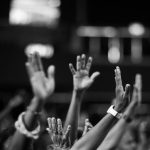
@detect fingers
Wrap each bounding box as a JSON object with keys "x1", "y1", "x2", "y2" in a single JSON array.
[
  {"x1": 76, "y1": 55, "x2": 81, "y2": 71},
  {"x1": 83, "y1": 119, "x2": 89, "y2": 136},
  {"x1": 30, "y1": 53, "x2": 38, "y2": 72},
  {"x1": 124, "y1": 84, "x2": 130, "y2": 95},
  {"x1": 52, "y1": 117, "x2": 57, "y2": 134},
  {"x1": 47, "y1": 117, "x2": 52, "y2": 133},
  {"x1": 76, "y1": 54, "x2": 87, "y2": 70},
  {"x1": 57, "y1": 118, "x2": 63, "y2": 146},
  {"x1": 90, "y1": 72, "x2": 100, "y2": 81},
  {"x1": 86, "y1": 57, "x2": 93, "y2": 72},
  {"x1": 83, "y1": 119, "x2": 93, "y2": 136},
  {"x1": 115, "y1": 66, "x2": 123, "y2": 87},
  {"x1": 115, "y1": 66, "x2": 124, "y2": 95},
  {"x1": 57, "y1": 118, "x2": 63, "y2": 136},
  {"x1": 34, "y1": 52, "x2": 44, "y2": 71},
  {"x1": 48, "y1": 65, "x2": 55, "y2": 80},
  {"x1": 26, "y1": 52, "x2": 43, "y2": 76},
  {"x1": 131, "y1": 83, "x2": 139, "y2": 106},
  {"x1": 25, "y1": 62, "x2": 34, "y2": 78},
  {"x1": 69, "y1": 63, "x2": 76, "y2": 75},
  {"x1": 124, "y1": 84, "x2": 131, "y2": 105},
  {"x1": 82, "y1": 125, "x2": 88, "y2": 136},
  {"x1": 124, "y1": 84, "x2": 131, "y2": 100},
  {"x1": 69, "y1": 54, "x2": 94, "y2": 73},
  {"x1": 47, "y1": 117, "x2": 60, "y2": 147},
  {"x1": 86, "y1": 119, "x2": 93, "y2": 129},
  {"x1": 81, "y1": 54, "x2": 86, "y2": 69},
  {"x1": 64, "y1": 125, "x2": 71, "y2": 138},
  {"x1": 62, "y1": 125, "x2": 71, "y2": 148}
]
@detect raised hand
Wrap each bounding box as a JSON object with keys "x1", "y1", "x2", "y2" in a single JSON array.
[
  {"x1": 114, "y1": 66, "x2": 131, "y2": 112},
  {"x1": 69, "y1": 54, "x2": 100, "y2": 92},
  {"x1": 124, "y1": 74, "x2": 142, "y2": 118},
  {"x1": 25, "y1": 52, "x2": 55, "y2": 100},
  {"x1": 82, "y1": 119, "x2": 93, "y2": 136},
  {"x1": 47, "y1": 117, "x2": 71, "y2": 150}
]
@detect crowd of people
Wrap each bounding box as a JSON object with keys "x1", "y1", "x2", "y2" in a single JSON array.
[{"x1": 0, "y1": 52, "x2": 150, "y2": 150}]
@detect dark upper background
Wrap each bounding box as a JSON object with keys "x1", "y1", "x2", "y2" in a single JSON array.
[{"x1": 0, "y1": 0, "x2": 150, "y2": 103}]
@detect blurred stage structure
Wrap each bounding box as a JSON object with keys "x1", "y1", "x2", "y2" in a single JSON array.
[{"x1": 0, "y1": 0, "x2": 150, "y2": 115}]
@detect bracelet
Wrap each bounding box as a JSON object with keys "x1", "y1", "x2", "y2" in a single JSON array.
[
  {"x1": 122, "y1": 114, "x2": 132, "y2": 123},
  {"x1": 107, "y1": 105, "x2": 122, "y2": 119},
  {"x1": 15, "y1": 112, "x2": 41, "y2": 139}
]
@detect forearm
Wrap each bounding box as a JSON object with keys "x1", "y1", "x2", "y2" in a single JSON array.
[
  {"x1": 64, "y1": 90, "x2": 84, "y2": 145},
  {"x1": 8, "y1": 97, "x2": 43, "y2": 150},
  {"x1": 71, "y1": 113, "x2": 117, "y2": 150},
  {"x1": 97, "y1": 97, "x2": 138, "y2": 150},
  {"x1": 24, "y1": 97, "x2": 43, "y2": 130},
  {"x1": 97, "y1": 119, "x2": 127, "y2": 150}
]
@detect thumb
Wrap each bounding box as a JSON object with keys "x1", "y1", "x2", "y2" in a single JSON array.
[
  {"x1": 48, "y1": 65, "x2": 55, "y2": 79},
  {"x1": 124, "y1": 84, "x2": 131, "y2": 100},
  {"x1": 64, "y1": 125, "x2": 71, "y2": 139},
  {"x1": 90, "y1": 72, "x2": 100, "y2": 81}
]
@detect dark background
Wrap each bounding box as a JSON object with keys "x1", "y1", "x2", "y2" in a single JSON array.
[{"x1": 0, "y1": 0, "x2": 150, "y2": 106}]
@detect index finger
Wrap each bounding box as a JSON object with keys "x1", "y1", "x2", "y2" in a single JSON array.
[
  {"x1": 115, "y1": 66, "x2": 123, "y2": 87},
  {"x1": 85, "y1": 57, "x2": 93, "y2": 72},
  {"x1": 47, "y1": 117, "x2": 52, "y2": 133},
  {"x1": 57, "y1": 118, "x2": 63, "y2": 135},
  {"x1": 34, "y1": 52, "x2": 44, "y2": 71}
]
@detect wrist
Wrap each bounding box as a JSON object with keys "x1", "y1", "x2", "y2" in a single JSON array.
[
  {"x1": 73, "y1": 87, "x2": 86, "y2": 93},
  {"x1": 122, "y1": 114, "x2": 132, "y2": 123},
  {"x1": 73, "y1": 89, "x2": 85, "y2": 97},
  {"x1": 30, "y1": 97, "x2": 44, "y2": 112},
  {"x1": 113, "y1": 105, "x2": 122, "y2": 113},
  {"x1": 107, "y1": 105, "x2": 122, "y2": 119}
]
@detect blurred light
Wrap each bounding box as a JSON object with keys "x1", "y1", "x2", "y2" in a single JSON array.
[
  {"x1": 77, "y1": 26, "x2": 117, "y2": 37},
  {"x1": 128, "y1": 23, "x2": 145, "y2": 36},
  {"x1": 108, "y1": 38, "x2": 120, "y2": 64},
  {"x1": 77, "y1": 26, "x2": 101, "y2": 37},
  {"x1": 48, "y1": 0, "x2": 61, "y2": 7},
  {"x1": 25, "y1": 44, "x2": 54, "y2": 58},
  {"x1": 131, "y1": 38, "x2": 142, "y2": 63},
  {"x1": 9, "y1": 9, "x2": 30, "y2": 24},
  {"x1": 103, "y1": 27, "x2": 117, "y2": 37},
  {"x1": 108, "y1": 47, "x2": 120, "y2": 64},
  {"x1": 9, "y1": 0, "x2": 61, "y2": 26}
]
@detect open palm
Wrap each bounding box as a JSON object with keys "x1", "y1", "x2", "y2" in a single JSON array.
[
  {"x1": 47, "y1": 117, "x2": 71, "y2": 150},
  {"x1": 114, "y1": 66, "x2": 130, "y2": 112},
  {"x1": 26, "y1": 53, "x2": 55, "y2": 100},
  {"x1": 69, "y1": 54, "x2": 100, "y2": 91}
]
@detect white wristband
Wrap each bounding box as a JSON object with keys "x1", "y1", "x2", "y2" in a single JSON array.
[
  {"x1": 15, "y1": 112, "x2": 40, "y2": 139},
  {"x1": 107, "y1": 105, "x2": 122, "y2": 119}
]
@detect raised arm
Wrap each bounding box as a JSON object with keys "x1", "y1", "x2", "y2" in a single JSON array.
[
  {"x1": 71, "y1": 66, "x2": 130, "y2": 150},
  {"x1": 97, "y1": 74, "x2": 142, "y2": 150},
  {"x1": 64, "y1": 54, "x2": 100, "y2": 145},
  {"x1": 8, "y1": 53, "x2": 55, "y2": 150}
]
